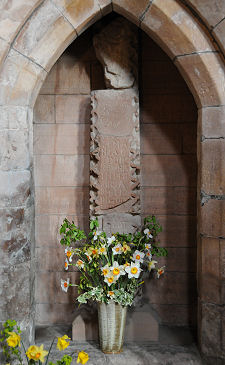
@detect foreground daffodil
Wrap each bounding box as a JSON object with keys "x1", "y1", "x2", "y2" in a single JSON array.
[
  {"x1": 26, "y1": 344, "x2": 48, "y2": 363},
  {"x1": 77, "y1": 351, "x2": 89, "y2": 364},
  {"x1": 57, "y1": 335, "x2": 71, "y2": 351},
  {"x1": 6, "y1": 332, "x2": 21, "y2": 348}
]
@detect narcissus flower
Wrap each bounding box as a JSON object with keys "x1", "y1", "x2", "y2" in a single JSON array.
[
  {"x1": 125, "y1": 262, "x2": 142, "y2": 279},
  {"x1": 122, "y1": 244, "x2": 131, "y2": 253},
  {"x1": 61, "y1": 278, "x2": 70, "y2": 292},
  {"x1": 148, "y1": 260, "x2": 157, "y2": 272},
  {"x1": 112, "y1": 243, "x2": 122, "y2": 255},
  {"x1": 65, "y1": 247, "x2": 74, "y2": 262},
  {"x1": 64, "y1": 258, "x2": 69, "y2": 271},
  {"x1": 107, "y1": 235, "x2": 116, "y2": 246},
  {"x1": 101, "y1": 264, "x2": 110, "y2": 277},
  {"x1": 144, "y1": 228, "x2": 153, "y2": 239},
  {"x1": 57, "y1": 335, "x2": 70, "y2": 351},
  {"x1": 6, "y1": 332, "x2": 21, "y2": 348},
  {"x1": 93, "y1": 229, "x2": 102, "y2": 241},
  {"x1": 111, "y1": 261, "x2": 125, "y2": 279},
  {"x1": 87, "y1": 246, "x2": 99, "y2": 258},
  {"x1": 104, "y1": 274, "x2": 117, "y2": 286},
  {"x1": 84, "y1": 252, "x2": 92, "y2": 262},
  {"x1": 132, "y1": 250, "x2": 145, "y2": 263},
  {"x1": 26, "y1": 344, "x2": 48, "y2": 363},
  {"x1": 77, "y1": 351, "x2": 89, "y2": 364},
  {"x1": 145, "y1": 251, "x2": 152, "y2": 260},
  {"x1": 157, "y1": 267, "x2": 165, "y2": 278},
  {"x1": 145, "y1": 243, "x2": 152, "y2": 250},
  {"x1": 76, "y1": 259, "x2": 84, "y2": 269},
  {"x1": 98, "y1": 245, "x2": 107, "y2": 255},
  {"x1": 107, "y1": 291, "x2": 115, "y2": 298}
]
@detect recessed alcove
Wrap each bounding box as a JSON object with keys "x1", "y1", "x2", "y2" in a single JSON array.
[{"x1": 33, "y1": 13, "x2": 197, "y2": 346}]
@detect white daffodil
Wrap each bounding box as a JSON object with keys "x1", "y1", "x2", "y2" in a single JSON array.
[
  {"x1": 145, "y1": 243, "x2": 152, "y2": 250},
  {"x1": 157, "y1": 266, "x2": 165, "y2": 278},
  {"x1": 112, "y1": 243, "x2": 122, "y2": 255},
  {"x1": 61, "y1": 278, "x2": 70, "y2": 292},
  {"x1": 104, "y1": 274, "x2": 117, "y2": 287},
  {"x1": 144, "y1": 228, "x2": 153, "y2": 239},
  {"x1": 93, "y1": 229, "x2": 102, "y2": 241},
  {"x1": 98, "y1": 245, "x2": 107, "y2": 255},
  {"x1": 87, "y1": 246, "x2": 99, "y2": 258},
  {"x1": 111, "y1": 261, "x2": 125, "y2": 279},
  {"x1": 148, "y1": 260, "x2": 158, "y2": 272},
  {"x1": 125, "y1": 262, "x2": 142, "y2": 279},
  {"x1": 107, "y1": 235, "x2": 116, "y2": 246},
  {"x1": 107, "y1": 291, "x2": 115, "y2": 298},
  {"x1": 132, "y1": 250, "x2": 145, "y2": 263},
  {"x1": 65, "y1": 247, "x2": 74, "y2": 262},
  {"x1": 84, "y1": 252, "x2": 92, "y2": 263},
  {"x1": 145, "y1": 251, "x2": 152, "y2": 261},
  {"x1": 101, "y1": 264, "x2": 110, "y2": 277},
  {"x1": 64, "y1": 258, "x2": 69, "y2": 271},
  {"x1": 76, "y1": 259, "x2": 84, "y2": 269}
]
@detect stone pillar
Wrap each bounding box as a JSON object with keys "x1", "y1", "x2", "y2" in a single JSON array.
[{"x1": 90, "y1": 17, "x2": 141, "y2": 234}]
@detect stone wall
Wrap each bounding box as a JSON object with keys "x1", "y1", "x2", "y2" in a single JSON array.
[{"x1": 33, "y1": 31, "x2": 105, "y2": 325}]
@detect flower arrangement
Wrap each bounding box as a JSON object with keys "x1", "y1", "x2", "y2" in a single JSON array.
[
  {"x1": 0, "y1": 319, "x2": 89, "y2": 365},
  {"x1": 60, "y1": 215, "x2": 167, "y2": 306}
]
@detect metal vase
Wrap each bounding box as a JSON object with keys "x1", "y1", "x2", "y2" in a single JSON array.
[{"x1": 98, "y1": 301, "x2": 127, "y2": 353}]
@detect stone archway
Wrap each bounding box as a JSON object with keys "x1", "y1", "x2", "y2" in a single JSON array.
[{"x1": 0, "y1": 1, "x2": 224, "y2": 362}]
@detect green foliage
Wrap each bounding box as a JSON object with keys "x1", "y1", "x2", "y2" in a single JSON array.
[
  {"x1": 60, "y1": 218, "x2": 86, "y2": 246},
  {"x1": 49, "y1": 355, "x2": 73, "y2": 365}
]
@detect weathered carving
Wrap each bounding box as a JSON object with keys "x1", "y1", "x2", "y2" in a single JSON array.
[
  {"x1": 93, "y1": 17, "x2": 138, "y2": 89},
  {"x1": 90, "y1": 90, "x2": 140, "y2": 218}
]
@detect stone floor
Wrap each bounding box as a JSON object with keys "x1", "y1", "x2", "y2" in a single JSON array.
[{"x1": 34, "y1": 326, "x2": 204, "y2": 365}]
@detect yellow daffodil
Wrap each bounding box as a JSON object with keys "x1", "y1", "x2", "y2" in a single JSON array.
[
  {"x1": 122, "y1": 244, "x2": 131, "y2": 253},
  {"x1": 6, "y1": 332, "x2": 21, "y2": 348},
  {"x1": 26, "y1": 344, "x2": 48, "y2": 363},
  {"x1": 77, "y1": 351, "x2": 89, "y2": 364},
  {"x1": 57, "y1": 335, "x2": 70, "y2": 351}
]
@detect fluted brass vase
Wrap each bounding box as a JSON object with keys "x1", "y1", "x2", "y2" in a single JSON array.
[{"x1": 98, "y1": 301, "x2": 127, "y2": 354}]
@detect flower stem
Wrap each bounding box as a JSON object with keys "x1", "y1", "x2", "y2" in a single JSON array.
[
  {"x1": 44, "y1": 337, "x2": 55, "y2": 365},
  {"x1": 21, "y1": 340, "x2": 29, "y2": 365}
]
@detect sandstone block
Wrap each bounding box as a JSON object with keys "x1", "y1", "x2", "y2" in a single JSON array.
[
  {"x1": 35, "y1": 246, "x2": 68, "y2": 272},
  {"x1": 72, "y1": 310, "x2": 98, "y2": 341},
  {"x1": 0, "y1": 170, "x2": 31, "y2": 208},
  {"x1": 200, "y1": 237, "x2": 220, "y2": 304},
  {"x1": 35, "y1": 187, "x2": 89, "y2": 215},
  {"x1": 199, "y1": 106, "x2": 225, "y2": 138},
  {"x1": 175, "y1": 53, "x2": 225, "y2": 108},
  {"x1": 201, "y1": 139, "x2": 225, "y2": 195},
  {"x1": 55, "y1": 272, "x2": 80, "y2": 304},
  {"x1": 34, "y1": 124, "x2": 90, "y2": 155},
  {"x1": 186, "y1": 0, "x2": 225, "y2": 28},
  {"x1": 98, "y1": 0, "x2": 112, "y2": 16},
  {"x1": 146, "y1": 272, "x2": 197, "y2": 305},
  {"x1": 143, "y1": 187, "x2": 197, "y2": 216},
  {"x1": 0, "y1": 105, "x2": 31, "y2": 130},
  {"x1": 156, "y1": 247, "x2": 196, "y2": 273},
  {"x1": 200, "y1": 303, "x2": 222, "y2": 358},
  {"x1": 0, "y1": 230, "x2": 30, "y2": 267},
  {"x1": 54, "y1": 55, "x2": 90, "y2": 94},
  {"x1": 0, "y1": 0, "x2": 41, "y2": 43},
  {"x1": 142, "y1": 155, "x2": 197, "y2": 187},
  {"x1": 35, "y1": 214, "x2": 89, "y2": 248},
  {"x1": 0, "y1": 38, "x2": 10, "y2": 69},
  {"x1": 36, "y1": 303, "x2": 76, "y2": 324},
  {"x1": 213, "y1": 19, "x2": 225, "y2": 56},
  {"x1": 99, "y1": 213, "x2": 141, "y2": 236},
  {"x1": 152, "y1": 303, "x2": 197, "y2": 326},
  {"x1": 141, "y1": 94, "x2": 197, "y2": 124},
  {"x1": 112, "y1": 0, "x2": 150, "y2": 26},
  {"x1": 0, "y1": 49, "x2": 46, "y2": 107},
  {"x1": 0, "y1": 263, "x2": 31, "y2": 319},
  {"x1": 34, "y1": 95, "x2": 55, "y2": 124},
  {"x1": 0, "y1": 130, "x2": 30, "y2": 170},
  {"x1": 39, "y1": 64, "x2": 57, "y2": 94},
  {"x1": 125, "y1": 305, "x2": 159, "y2": 341},
  {"x1": 34, "y1": 155, "x2": 89, "y2": 187},
  {"x1": 199, "y1": 199, "x2": 225, "y2": 238},
  {"x1": 35, "y1": 272, "x2": 56, "y2": 304},
  {"x1": 141, "y1": 124, "x2": 182, "y2": 155},
  {"x1": 156, "y1": 215, "x2": 197, "y2": 248},
  {"x1": 14, "y1": 0, "x2": 76, "y2": 72},
  {"x1": 52, "y1": 0, "x2": 101, "y2": 35},
  {"x1": 141, "y1": 0, "x2": 214, "y2": 60},
  {"x1": 55, "y1": 95, "x2": 91, "y2": 124}
]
